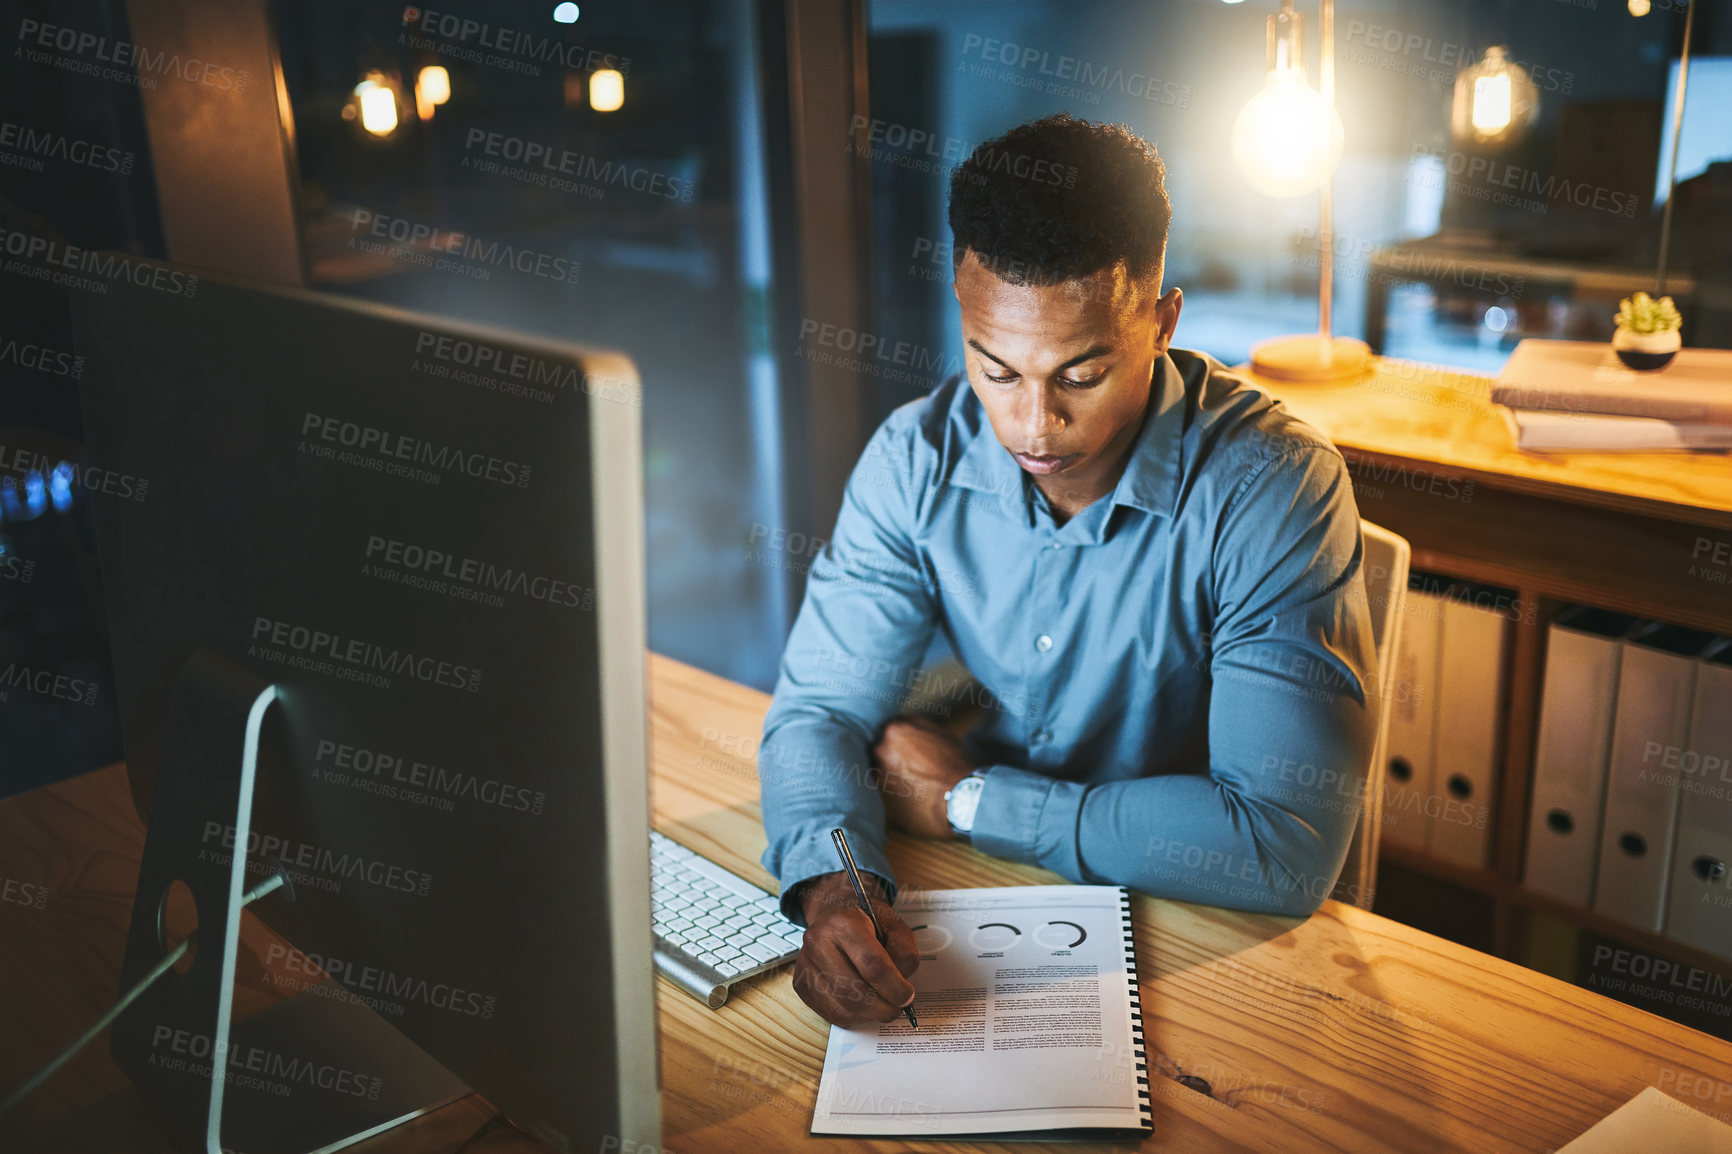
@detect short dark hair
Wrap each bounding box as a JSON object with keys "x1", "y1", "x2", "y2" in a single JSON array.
[{"x1": 947, "y1": 114, "x2": 1171, "y2": 289}]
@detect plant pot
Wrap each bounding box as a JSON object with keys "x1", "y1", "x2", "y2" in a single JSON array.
[{"x1": 1612, "y1": 327, "x2": 1680, "y2": 371}]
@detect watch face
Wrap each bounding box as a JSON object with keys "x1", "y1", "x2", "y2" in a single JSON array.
[{"x1": 949, "y1": 775, "x2": 984, "y2": 832}]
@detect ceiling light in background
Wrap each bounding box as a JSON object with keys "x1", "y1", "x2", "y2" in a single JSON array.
[
  {"x1": 590, "y1": 68, "x2": 625, "y2": 112},
  {"x1": 350, "y1": 71, "x2": 401, "y2": 137},
  {"x1": 414, "y1": 65, "x2": 450, "y2": 121},
  {"x1": 1451, "y1": 46, "x2": 1538, "y2": 148},
  {"x1": 1628, "y1": 0, "x2": 1651, "y2": 15},
  {"x1": 553, "y1": 2, "x2": 580, "y2": 22}
]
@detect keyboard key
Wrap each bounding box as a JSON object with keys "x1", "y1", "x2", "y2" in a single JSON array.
[
  {"x1": 715, "y1": 945, "x2": 743, "y2": 961},
  {"x1": 742, "y1": 942, "x2": 779, "y2": 963},
  {"x1": 716, "y1": 960, "x2": 743, "y2": 978},
  {"x1": 664, "y1": 931, "x2": 686, "y2": 946}
]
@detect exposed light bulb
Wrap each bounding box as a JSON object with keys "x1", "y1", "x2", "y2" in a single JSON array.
[
  {"x1": 354, "y1": 74, "x2": 399, "y2": 136},
  {"x1": 1232, "y1": 70, "x2": 1343, "y2": 198},
  {"x1": 1471, "y1": 72, "x2": 1513, "y2": 134},
  {"x1": 589, "y1": 68, "x2": 624, "y2": 112}
]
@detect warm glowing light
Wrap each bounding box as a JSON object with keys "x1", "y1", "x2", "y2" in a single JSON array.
[
  {"x1": 415, "y1": 65, "x2": 450, "y2": 120},
  {"x1": 1483, "y1": 305, "x2": 1510, "y2": 333},
  {"x1": 553, "y1": 2, "x2": 580, "y2": 22},
  {"x1": 1471, "y1": 73, "x2": 1513, "y2": 135},
  {"x1": 1452, "y1": 47, "x2": 1537, "y2": 148},
  {"x1": 1628, "y1": 0, "x2": 1651, "y2": 14},
  {"x1": 354, "y1": 75, "x2": 399, "y2": 136},
  {"x1": 589, "y1": 68, "x2": 624, "y2": 112},
  {"x1": 1232, "y1": 70, "x2": 1343, "y2": 198}
]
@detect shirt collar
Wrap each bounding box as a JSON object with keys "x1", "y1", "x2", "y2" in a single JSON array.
[{"x1": 949, "y1": 351, "x2": 1190, "y2": 522}]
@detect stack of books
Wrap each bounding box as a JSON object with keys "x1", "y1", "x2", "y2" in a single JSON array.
[{"x1": 1492, "y1": 339, "x2": 1732, "y2": 452}]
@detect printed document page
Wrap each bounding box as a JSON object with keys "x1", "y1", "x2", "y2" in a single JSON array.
[{"x1": 810, "y1": 885, "x2": 1146, "y2": 1137}]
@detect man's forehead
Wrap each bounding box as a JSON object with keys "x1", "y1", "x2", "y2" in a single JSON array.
[{"x1": 956, "y1": 252, "x2": 1140, "y2": 323}]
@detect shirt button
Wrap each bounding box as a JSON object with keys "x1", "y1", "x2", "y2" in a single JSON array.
[
  {"x1": 1032, "y1": 728, "x2": 1051, "y2": 743},
  {"x1": 1035, "y1": 635, "x2": 1053, "y2": 652}
]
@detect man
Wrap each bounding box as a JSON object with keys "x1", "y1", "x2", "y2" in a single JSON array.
[{"x1": 758, "y1": 114, "x2": 1377, "y2": 1028}]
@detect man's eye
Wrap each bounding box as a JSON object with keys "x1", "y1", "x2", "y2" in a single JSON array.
[
  {"x1": 984, "y1": 372, "x2": 1018, "y2": 386},
  {"x1": 1062, "y1": 375, "x2": 1102, "y2": 388}
]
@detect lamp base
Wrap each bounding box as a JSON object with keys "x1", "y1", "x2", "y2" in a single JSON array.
[{"x1": 1249, "y1": 334, "x2": 1372, "y2": 382}]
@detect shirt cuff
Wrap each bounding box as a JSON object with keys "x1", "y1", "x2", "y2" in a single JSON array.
[
  {"x1": 969, "y1": 765, "x2": 1087, "y2": 881},
  {"x1": 770, "y1": 837, "x2": 898, "y2": 927}
]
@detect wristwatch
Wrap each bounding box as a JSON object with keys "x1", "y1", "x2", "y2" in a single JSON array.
[{"x1": 944, "y1": 770, "x2": 989, "y2": 839}]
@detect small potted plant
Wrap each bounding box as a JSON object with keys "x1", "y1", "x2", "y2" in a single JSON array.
[{"x1": 1612, "y1": 292, "x2": 1682, "y2": 371}]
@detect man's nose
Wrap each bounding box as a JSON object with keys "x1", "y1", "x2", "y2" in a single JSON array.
[{"x1": 1024, "y1": 384, "x2": 1065, "y2": 439}]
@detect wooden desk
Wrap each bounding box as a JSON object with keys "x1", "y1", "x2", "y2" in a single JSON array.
[
  {"x1": 5, "y1": 654, "x2": 1731, "y2": 1153},
  {"x1": 1244, "y1": 356, "x2": 1732, "y2": 976}
]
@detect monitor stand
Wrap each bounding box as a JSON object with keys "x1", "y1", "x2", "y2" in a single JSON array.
[{"x1": 109, "y1": 649, "x2": 470, "y2": 1154}]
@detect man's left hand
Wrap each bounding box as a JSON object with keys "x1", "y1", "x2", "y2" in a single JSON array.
[{"x1": 872, "y1": 718, "x2": 974, "y2": 839}]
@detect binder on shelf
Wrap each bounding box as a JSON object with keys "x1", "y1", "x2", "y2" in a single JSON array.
[
  {"x1": 1382, "y1": 585, "x2": 1442, "y2": 854},
  {"x1": 1523, "y1": 608, "x2": 1639, "y2": 907},
  {"x1": 1593, "y1": 624, "x2": 1718, "y2": 933},
  {"x1": 1429, "y1": 586, "x2": 1510, "y2": 870},
  {"x1": 1664, "y1": 640, "x2": 1732, "y2": 959}
]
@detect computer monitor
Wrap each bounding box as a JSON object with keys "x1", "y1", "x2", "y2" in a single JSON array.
[{"x1": 70, "y1": 259, "x2": 658, "y2": 1154}]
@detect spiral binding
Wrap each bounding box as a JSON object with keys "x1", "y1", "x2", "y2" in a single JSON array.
[{"x1": 1119, "y1": 886, "x2": 1152, "y2": 1133}]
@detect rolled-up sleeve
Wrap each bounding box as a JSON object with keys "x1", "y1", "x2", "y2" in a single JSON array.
[
  {"x1": 758, "y1": 422, "x2": 941, "y2": 924},
  {"x1": 967, "y1": 445, "x2": 1378, "y2": 917}
]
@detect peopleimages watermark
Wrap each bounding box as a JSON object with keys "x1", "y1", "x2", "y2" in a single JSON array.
[
  {"x1": 0, "y1": 662, "x2": 100, "y2": 707},
  {"x1": 0, "y1": 442, "x2": 149, "y2": 502},
  {"x1": 364, "y1": 533, "x2": 593, "y2": 611},
  {"x1": 150, "y1": 1026, "x2": 381, "y2": 1101},
  {"x1": 313, "y1": 736, "x2": 546, "y2": 816},
  {"x1": 200, "y1": 819, "x2": 435, "y2": 898},
  {"x1": 0, "y1": 333, "x2": 83, "y2": 378},
  {"x1": 1343, "y1": 21, "x2": 1572, "y2": 94},
  {"x1": 345, "y1": 208, "x2": 582, "y2": 287},
  {"x1": 400, "y1": 6, "x2": 630, "y2": 77},
  {"x1": 0, "y1": 224, "x2": 199, "y2": 297},
  {"x1": 299, "y1": 410, "x2": 533, "y2": 489},
  {"x1": 1690, "y1": 536, "x2": 1732, "y2": 588},
  {"x1": 1295, "y1": 226, "x2": 1525, "y2": 298},
  {"x1": 248, "y1": 614, "x2": 484, "y2": 694},
  {"x1": 263, "y1": 942, "x2": 499, "y2": 1020},
  {"x1": 15, "y1": 17, "x2": 249, "y2": 92},
  {"x1": 1585, "y1": 945, "x2": 1732, "y2": 1016},
  {"x1": 462, "y1": 128, "x2": 692, "y2": 203},
  {"x1": 846, "y1": 116, "x2": 1078, "y2": 187},
  {"x1": 958, "y1": 33, "x2": 1190, "y2": 108},
  {"x1": 1411, "y1": 145, "x2": 1639, "y2": 218},
  {"x1": 0, "y1": 120, "x2": 134, "y2": 175},
  {"x1": 1, "y1": 873, "x2": 49, "y2": 911},
  {"x1": 411, "y1": 330, "x2": 638, "y2": 409},
  {"x1": 796, "y1": 318, "x2": 964, "y2": 390}
]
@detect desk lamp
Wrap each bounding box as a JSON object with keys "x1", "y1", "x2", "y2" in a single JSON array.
[{"x1": 1234, "y1": 0, "x2": 1371, "y2": 382}]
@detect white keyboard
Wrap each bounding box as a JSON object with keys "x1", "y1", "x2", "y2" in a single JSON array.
[{"x1": 650, "y1": 831, "x2": 805, "y2": 1009}]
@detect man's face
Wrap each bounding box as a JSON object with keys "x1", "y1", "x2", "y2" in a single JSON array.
[{"x1": 953, "y1": 251, "x2": 1182, "y2": 493}]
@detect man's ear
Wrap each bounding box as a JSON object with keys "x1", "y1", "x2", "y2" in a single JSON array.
[{"x1": 1152, "y1": 286, "x2": 1184, "y2": 355}]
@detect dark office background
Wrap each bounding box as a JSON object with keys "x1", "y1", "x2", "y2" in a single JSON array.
[{"x1": 2, "y1": 0, "x2": 1730, "y2": 798}]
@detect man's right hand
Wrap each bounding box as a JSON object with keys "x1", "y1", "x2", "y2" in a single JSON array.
[{"x1": 791, "y1": 870, "x2": 920, "y2": 1027}]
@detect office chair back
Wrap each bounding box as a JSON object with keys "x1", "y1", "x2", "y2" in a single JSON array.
[{"x1": 1334, "y1": 520, "x2": 1411, "y2": 910}]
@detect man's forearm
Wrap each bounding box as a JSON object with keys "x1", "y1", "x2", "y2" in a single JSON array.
[
  {"x1": 758, "y1": 712, "x2": 899, "y2": 924},
  {"x1": 969, "y1": 764, "x2": 1360, "y2": 917}
]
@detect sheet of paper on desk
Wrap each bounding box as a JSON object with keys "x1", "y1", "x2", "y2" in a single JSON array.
[
  {"x1": 810, "y1": 885, "x2": 1149, "y2": 1139},
  {"x1": 1559, "y1": 1087, "x2": 1732, "y2": 1152}
]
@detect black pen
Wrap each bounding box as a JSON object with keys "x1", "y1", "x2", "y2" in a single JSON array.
[{"x1": 830, "y1": 828, "x2": 918, "y2": 1029}]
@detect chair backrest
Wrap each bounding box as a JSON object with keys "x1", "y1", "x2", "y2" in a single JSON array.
[{"x1": 1334, "y1": 520, "x2": 1412, "y2": 909}]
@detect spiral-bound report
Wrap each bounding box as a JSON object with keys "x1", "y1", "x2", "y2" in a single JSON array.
[{"x1": 810, "y1": 884, "x2": 1153, "y2": 1140}]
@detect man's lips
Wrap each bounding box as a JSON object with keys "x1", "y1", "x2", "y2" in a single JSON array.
[{"x1": 1011, "y1": 450, "x2": 1078, "y2": 475}]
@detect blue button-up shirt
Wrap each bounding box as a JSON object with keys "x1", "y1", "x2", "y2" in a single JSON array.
[{"x1": 758, "y1": 348, "x2": 1377, "y2": 923}]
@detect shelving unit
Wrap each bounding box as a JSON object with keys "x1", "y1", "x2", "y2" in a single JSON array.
[{"x1": 1250, "y1": 356, "x2": 1732, "y2": 1025}]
